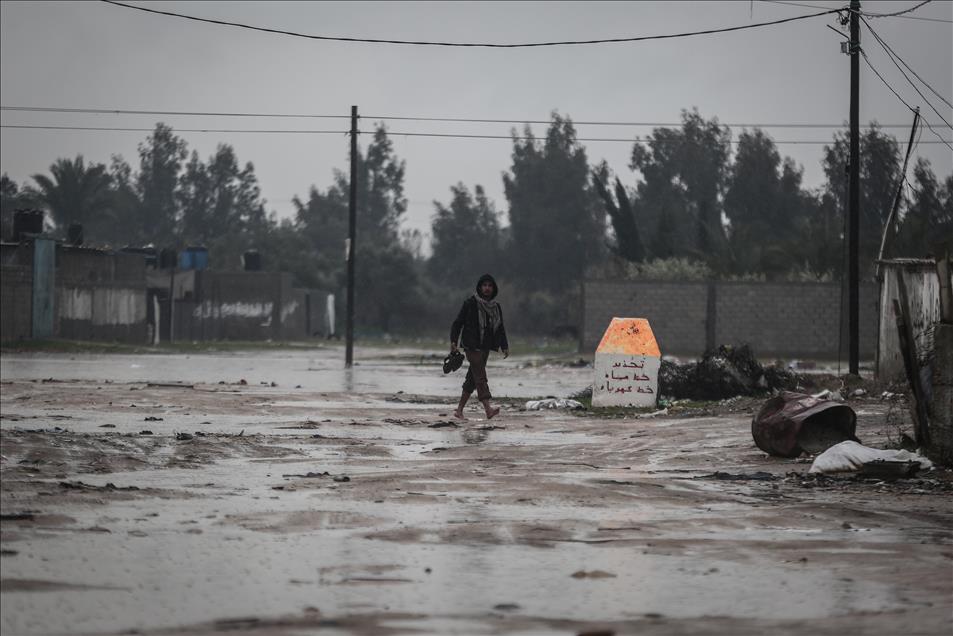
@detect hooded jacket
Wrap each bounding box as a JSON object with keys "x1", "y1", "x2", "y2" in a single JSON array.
[{"x1": 450, "y1": 274, "x2": 509, "y2": 352}]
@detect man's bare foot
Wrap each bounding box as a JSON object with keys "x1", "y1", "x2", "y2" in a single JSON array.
[
  {"x1": 453, "y1": 410, "x2": 468, "y2": 421},
  {"x1": 486, "y1": 407, "x2": 500, "y2": 420}
]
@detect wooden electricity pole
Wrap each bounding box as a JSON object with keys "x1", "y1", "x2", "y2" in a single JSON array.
[{"x1": 848, "y1": 0, "x2": 860, "y2": 375}]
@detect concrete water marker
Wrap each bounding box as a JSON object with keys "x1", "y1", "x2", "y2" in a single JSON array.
[{"x1": 592, "y1": 317, "x2": 660, "y2": 408}]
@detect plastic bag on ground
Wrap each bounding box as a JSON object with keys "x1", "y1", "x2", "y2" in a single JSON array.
[
  {"x1": 808, "y1": 440, "x2": 934, "y2": 474},
  {"x1": 525, "y1": 398, "x2": 584, "y2": 411}
]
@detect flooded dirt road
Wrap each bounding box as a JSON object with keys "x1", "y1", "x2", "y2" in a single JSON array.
[{"x1": 1, "y1": 347, "x2": 951, "y2": 635}]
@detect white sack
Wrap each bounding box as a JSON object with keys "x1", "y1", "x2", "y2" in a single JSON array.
[{"x1": 809, "y1": 440, "x2": 934, "y2": 474}]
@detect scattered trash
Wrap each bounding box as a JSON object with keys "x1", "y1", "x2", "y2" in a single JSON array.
[
  {"x1": 428, "y1": 421, "x2": 459, "y2": 428},
  {"x1": 660, "y1": 344, "x2": 798, "y2": 400},
  {"x1": 698, "y1": 471, "x2": 779, "y2": 481},
  {"x1": 752, "y1": 391, "x2": 858, "y2": 458},
  {"x1": 633, "y1": 408, "x2": 668, "y2": 419},
  {"x1": 282, "y1": 471, "x2": 330, "y2": 478},
  {"x1": 858, "y1": 460, "x2": 923, "y2": 481},
  {"x1": 850, "y1": 388, "x2": 867, "y2": 398},
  {"x1": 175, "y1": 432, "x2": 194, "y2": 441},
  {"x1": 525, "y1": 398, "x2": 584, "y2": 411},
  {"x1": 99, "y1": 424, "x2": 115, "y2": 428},
  {"x1": 139, "y1": 430, "x2": 154, "y2": 435},
  {"x1": 59, "y1": 481, "x2": 140, "y2": 491},
  {"x1": 809, "y1": 441, "x2": 933, "y2": 474},
  {"x1": 144, "y1": 416, "x2": 164, "y2": 422},
  {"x1": 811, "y1": 389, "x2": 844, "y2": 403},
  {"x1": 332, "y1": 475, "x2": 351, "y2": 482},
  {"x1": 571, "y1": 570, "x2": 617, "y2": 579}
]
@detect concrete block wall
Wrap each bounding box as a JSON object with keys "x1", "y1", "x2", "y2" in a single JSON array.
[
  {"x1": 1, "y1": 243, "x2": 148, "y2": 344},
  {"x1": 0, "y1": 263, "x2": 32, "y2": 341},
  {"x1": 584, "y1": 279, "x2": 878, "y2": 358},
  {"x1": 56, "y1": 248, "x2": 148, "y2": 343},
  {"x1": 716, "y1": 282, "x2": 877, "y2": 359},
  {"x1": 171, "y1": 271, "x2": 314, "y2": 341}
]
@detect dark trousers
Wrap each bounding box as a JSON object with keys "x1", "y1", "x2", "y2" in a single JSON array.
[{"x1": 462, "y1": 349, "x2": 491, "y2": 401}]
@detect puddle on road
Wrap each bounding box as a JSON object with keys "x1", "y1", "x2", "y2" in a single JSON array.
[
  {"x1": 1, "y1": 349, "x2": 592, "y2": 398},
  {"x1": 3, "y1": 349, "x2": 950, "y2": 635},
  {"x1": 1, "y1": 496, "x2": 907, "y2": 635}
]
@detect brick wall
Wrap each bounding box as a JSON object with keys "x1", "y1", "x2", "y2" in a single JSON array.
[{"x1": 583, "y1": 279, "x2": 878, "y2": 358}]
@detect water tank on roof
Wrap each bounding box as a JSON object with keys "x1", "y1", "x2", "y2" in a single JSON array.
[
  {"x1": 243, "y1": 249, "x2": 261, "y2": 271},
  {"x1": 67, "y1": 223, "x2": 84, "y2": 246},
  {"x1": 13, "y1": 209, "x2": 43, "y2": 242},
  {"x1": 185, "y1": 245, "x2": 208, "y2": 271},
  {"x1": 159, "y1": 248, "x2": 178, "y2": 270}
]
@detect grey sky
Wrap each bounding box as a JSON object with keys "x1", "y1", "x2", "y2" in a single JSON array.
[{"x1": 1, "y1": 0, "x2": 951, "y2": 248}]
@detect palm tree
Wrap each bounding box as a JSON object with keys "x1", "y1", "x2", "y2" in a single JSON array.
[{"x1": 30, "y1": 156, "x2": 112, "y2": 231}]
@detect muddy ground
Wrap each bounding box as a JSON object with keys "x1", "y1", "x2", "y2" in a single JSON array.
[{"x1": 1, "y1": 347, "x2": 951, "y2": 635}]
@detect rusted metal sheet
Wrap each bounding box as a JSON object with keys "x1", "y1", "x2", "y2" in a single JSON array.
[{"x1": 751, "y1": 391, "x2": 857, "y2": 458}]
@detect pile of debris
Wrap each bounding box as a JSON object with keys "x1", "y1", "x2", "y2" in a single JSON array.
[{"x1": 659, "y1": 344, "x2": 798, "y2": 400}]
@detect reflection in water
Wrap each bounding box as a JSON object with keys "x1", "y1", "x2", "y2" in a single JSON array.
[
  {"x1": 343, "y1": 367, "x2": 354, "y2": 393},
  {"x1": 462, "y1": 427, "x2": 490, "y2": 445}
]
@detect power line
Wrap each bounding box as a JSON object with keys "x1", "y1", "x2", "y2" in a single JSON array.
[
  {"x1": 3, "y1": 123, "x2": 950, "y2": 146},
  {"x1": 100, "y1": 0, "x2": 843, "y2": 48},
  {"x1": 860, "y1": 18, "x2": 953, "y2": 130},
  {"x1": 859, "y1": 0, "x2": 933, "y2": 18},
  {"x1": 857, "y1": 0, "x2": 951, "y2": 22},
  {"x1": 0, "y1": 106, "x2": 347, "y2": 120},
  {"x1": 861, "y1": 18, "x2": 952, "y2": 109},
  {"x1": 762, "y1": 0, "x2": 951, "y2": 22},
  {"x1": 0, "y1": 124, "x2": 348, "y2": 134},
  {"x1": 3, "y1": 105, "x2": 949, "y2": 129},
  {"x1": 859, "y1": 49, "x2": 953, "y2": 152},
  {"x1": 761, "y1": 1, "x2": 845, "y2": 11}
]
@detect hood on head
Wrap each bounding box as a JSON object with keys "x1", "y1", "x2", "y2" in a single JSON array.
[{"x1": 475, "y1": 274, "x2": 498, "y2": 300}]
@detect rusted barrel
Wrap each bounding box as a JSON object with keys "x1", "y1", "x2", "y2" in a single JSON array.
[{"x1": 752, "y1": 391, "x2": 858, "y2": 458}]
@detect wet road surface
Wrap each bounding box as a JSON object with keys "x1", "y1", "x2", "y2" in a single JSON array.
[{"x1": 1, "y1": 347, "x2": 951, "y2": 635}]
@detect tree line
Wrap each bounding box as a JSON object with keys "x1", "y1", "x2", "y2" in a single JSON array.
[{"x1": 2, "y1": 109, "x2": 951, "y2": 336}]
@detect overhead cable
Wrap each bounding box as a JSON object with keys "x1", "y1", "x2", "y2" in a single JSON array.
[
  {"x1": 860, "y1": 20, "x2": 953, "y2": 131},
  {"x1": 2, "y1": 124, "x2": 949, "y2": 146},
  {"x1": 762, "y1": 0, "x2": 951, "y2": 22},
  {"x1": 3, "y1": 105, "x2": 948, "y2": 129},
  {"x1": 861, "y1": 17, "x2": 953, "y2": 109},
  {"x1": 99, "y1": 0, "x2": 842, "y2": 48},
  {"x1": 859, "y1": 50, "x2": 953, "y2": 151},
  {"x1": 859, "y1": 0, "x2": 933, "y2": 18}
]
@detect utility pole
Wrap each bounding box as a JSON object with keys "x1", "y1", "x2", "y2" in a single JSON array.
[
  {"x1": 345, "y1": 106, "x2": 358, "y2": 368},
  {"x1": 848, "y1": 0, "x2": 860, "y2": 375}
]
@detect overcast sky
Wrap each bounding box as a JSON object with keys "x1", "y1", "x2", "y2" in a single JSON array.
[{"x1": 1, "y1": 1, "x2": 950, "y2": 248}]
